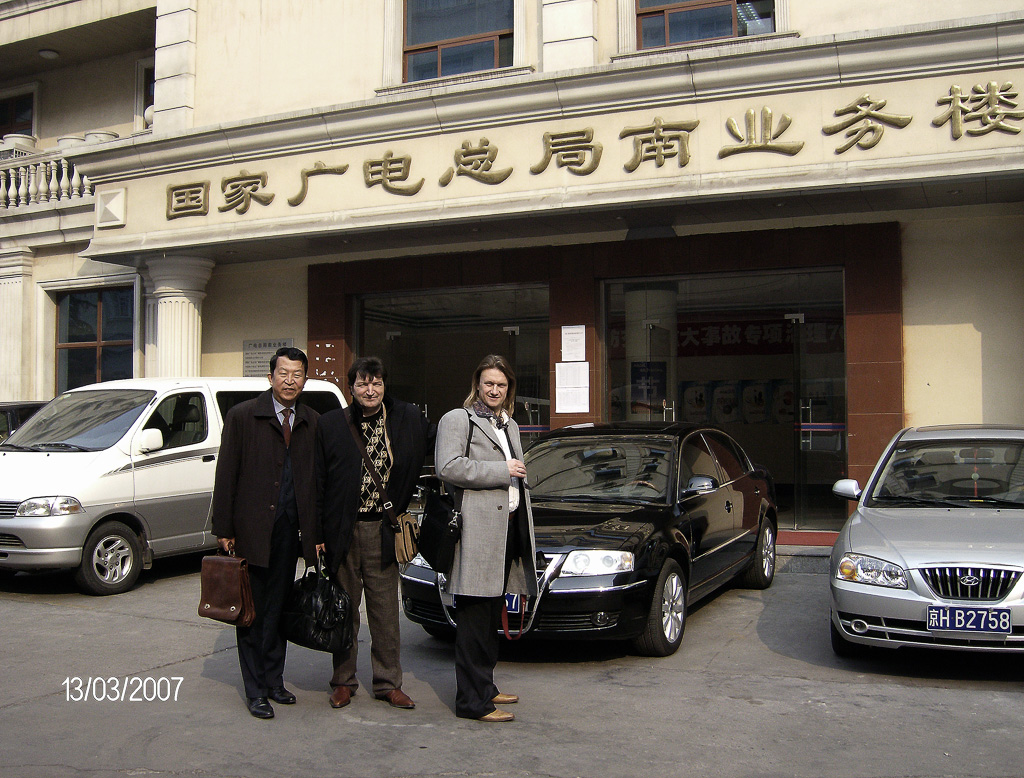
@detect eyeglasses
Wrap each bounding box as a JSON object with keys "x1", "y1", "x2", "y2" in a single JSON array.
[
  {"x1": 353, "y1": 380, "x2": 384, "y2": 390},
  {"x1": 274, "y1": 370, "x2": 305, "y2": 381}
]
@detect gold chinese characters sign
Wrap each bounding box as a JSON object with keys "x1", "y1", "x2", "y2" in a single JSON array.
[{"x1": 150, "y1": 75, "x2": 1022, "y2": 225}]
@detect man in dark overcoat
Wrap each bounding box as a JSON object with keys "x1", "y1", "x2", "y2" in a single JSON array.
[
  {"x1": 315, "y1": 356, "x2": 433, "y2": 710},
  {"x1": 212, "y1": 347, "x2": 321, "y2": 719}
]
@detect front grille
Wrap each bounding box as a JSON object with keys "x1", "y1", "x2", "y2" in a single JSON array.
[
  {"x1": 920, "y1": 567, "x2": 1022, "y2": 601},
  {"x1": 0, "y1": 533, "x2": 24, "y2": 547},
  {"x1": 837, "y1": 610, "x2": 1024, "y2": 650},
  {"x1": 534, "y1": 610, "x2": 622, "y2": 632},
  {"x1": 0, "y1": 501, "x2": 18, "y2": 519}
]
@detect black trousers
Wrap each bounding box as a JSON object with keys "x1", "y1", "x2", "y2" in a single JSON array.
[
  {"x1": 235, "y1": 514, "x2": 299, "y2": 699},
  {"x1": 454, "y1": 511, "x2": 522, "y2": 719}
]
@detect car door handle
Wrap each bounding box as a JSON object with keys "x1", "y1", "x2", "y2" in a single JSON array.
[
  {"x1": 725, "y1": 500, "x2": 733, "y2": 513},
  {"x1": 203, "y1": 455, "x2": 215, "y2": 462}
]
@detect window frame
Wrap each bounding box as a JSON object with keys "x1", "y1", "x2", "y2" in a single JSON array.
[
  {"x1": 634, "y1": 0, "x2": 776, "y2": 51},
  {"x1": 0, "y1": 84, "x2": 37, "y2": 140},
  {"x1": 135, "y1": 57, "x2": 155, "y2": 131},
  {"x1": 402, "y1": 0, "x2": 514, "y2": 83},
  {"x1": 52, "y1": 284, "x2": 137, "y2": 394}
]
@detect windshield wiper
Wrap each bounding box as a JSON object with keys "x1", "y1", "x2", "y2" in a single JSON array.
[
  {"x1": 0, "y1": 442, "x2": 32, "y2": 451},
  {"x1": 30, "y1": 442, "x2": 92, "y2": 452},
  {"x1": 871, "y1": 494, "x2": 959, "y2": 507}
]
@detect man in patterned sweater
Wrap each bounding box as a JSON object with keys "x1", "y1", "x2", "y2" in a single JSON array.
[{"x1": 315, "y1": 356, "x2": 433, "y2": 710}]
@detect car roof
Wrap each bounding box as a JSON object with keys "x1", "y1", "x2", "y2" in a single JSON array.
[
  {"x1": 0, "y1": 400, "x2": 47, "y2": 409},
  {"x1": 63, "y1": 377, "x2": 342, "y2": 394},
  {"x1": 538, "y1": 421, "x2": 707, "y2": 440},
  {"x1": 898, "y1": 424, "x2": 1024, "y2": 442}
]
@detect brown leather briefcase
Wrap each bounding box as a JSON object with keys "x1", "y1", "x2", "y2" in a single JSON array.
[{"x1": 198, "y1": 552, "x2": 255, "y2": 626}]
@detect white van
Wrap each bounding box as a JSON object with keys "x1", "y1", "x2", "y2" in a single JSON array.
[{"x1": 0, "y1": 377, "x2": 345, "y2": 595}]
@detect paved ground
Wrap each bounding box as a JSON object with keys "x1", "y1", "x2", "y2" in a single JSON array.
[{"x1": 2, "y1": 548, "x2": 1023, "y2": 778}]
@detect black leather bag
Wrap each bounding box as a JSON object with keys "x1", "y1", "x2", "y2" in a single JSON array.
[
  {"x1": 418, "y1": 487, "x2": 462, "y2": 573},
  {"x1": 281, "y1": 555, "x2": 354, "y2": 654}
]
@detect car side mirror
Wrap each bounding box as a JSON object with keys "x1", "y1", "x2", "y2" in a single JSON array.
[
  {"x1": 681, "y1": 475, "x2": 718, "y2": 499},
  {"x1": 134, "y1": 428, "x2": 164, "y2": 455},
  {"x1": 832, "y1": 478, "x2": 862, "y2": 501}
]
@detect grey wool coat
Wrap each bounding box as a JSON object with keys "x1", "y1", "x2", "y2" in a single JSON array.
[{"x1": 435, "y1": 407, "x2": 538, "y2": 599}]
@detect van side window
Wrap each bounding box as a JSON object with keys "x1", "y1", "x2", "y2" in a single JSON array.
[
  {"x1": 679, "y1": 434, "x2": 719, "y2": 498},
  {"x1": 144, "y1": 393, "x2": 208, "y2": 449}
]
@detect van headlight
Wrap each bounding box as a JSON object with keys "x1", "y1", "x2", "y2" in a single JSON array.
[
  {"x1": 559, "y1": 550, "x2": 634, "y2": 577},
  {"x1": 15, "y1": 496, "x2": 85, "y2": 517}
]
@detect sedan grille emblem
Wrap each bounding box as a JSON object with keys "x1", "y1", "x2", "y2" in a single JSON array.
[{"x1": 959, "y1": 575, "x2": 981, "y2": 587}]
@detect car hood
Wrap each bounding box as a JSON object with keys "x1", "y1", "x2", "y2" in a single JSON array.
[
  {"x1": 841, "y1": 506, "x2": 1024, "y2": 569},
  {"x1": 0, "y1": 448, "x2": 113, "y2": 501},
  {"x1": 530, "y1": 500, "x2": 659, "y2": 551}
]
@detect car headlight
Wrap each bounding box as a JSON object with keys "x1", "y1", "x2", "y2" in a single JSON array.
[
  {"x1": 559, "y1": 550, "x2": 634, "y2": 577},
  {"x1": 406, "y1": 554, "x2": 432, "y2": 569},
  {"x1": 15, "y1": 496, "x2": 85, "y2": 517},
  {"x1": 835, "y1": 553, "x2": 907, "y2": 589}
]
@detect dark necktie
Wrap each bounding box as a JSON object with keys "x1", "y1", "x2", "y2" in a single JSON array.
[{"x1": 280, "y1": 407, "x2": 292, "y2": 447}]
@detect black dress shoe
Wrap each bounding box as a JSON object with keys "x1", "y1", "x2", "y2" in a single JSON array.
[
  {"x1": 247, "y1": 697, "x2": 274, "y2": 719},
  {"x1": 268, "y1": 686, "x2": 296, "y2": 704}
]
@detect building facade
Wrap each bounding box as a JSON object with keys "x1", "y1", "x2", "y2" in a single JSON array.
[{"x1": 2, "y1": 0, "x2": 1023, "y2": 528}]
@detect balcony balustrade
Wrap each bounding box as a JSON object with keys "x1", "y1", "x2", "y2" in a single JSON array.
[{"x1": 0, "y1": 150, "x2": 93, "y2": 210}]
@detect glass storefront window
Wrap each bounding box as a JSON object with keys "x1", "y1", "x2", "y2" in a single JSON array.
[{"x1": 605, "y1": 269, "x2": 846, "y2": 529}]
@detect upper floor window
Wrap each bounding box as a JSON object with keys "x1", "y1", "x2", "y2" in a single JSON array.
[
  {"x1": 56, "y1": 288, "x2": 134, "y2": 393},
  {"x1": 0, "y1": 93, "x2": 33, "y2": 138},
  {"x1": 405, "y1": 0, "x2": 513, "y2": 83},
  {"x1": 637, "y1": 0, "x2": 774, "y2": 49}
]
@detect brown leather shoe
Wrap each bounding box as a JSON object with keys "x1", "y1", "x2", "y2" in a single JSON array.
[
  {"x1": 492, "y1": 692, "x2": 519, "y2": 705},
  {"x1": 377, "y1": 688, "x2": 415, "y2": 709},
  {"x1": 478, "y1": 709, "x2": 514, "y2": 722},
  {"x1": 329, "y1": 686, "x2": 352, "y2": 709}
]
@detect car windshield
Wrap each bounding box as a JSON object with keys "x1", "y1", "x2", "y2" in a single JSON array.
[
  {"x1": 526, "y1": 435, "x2": 674, "y2": 503},
  {"x1": 868, "y1": 438, "x2": 1024, "y2": 507},
  {"x1": 2, "y1": 389, "x2": 155, "y2": 452}
]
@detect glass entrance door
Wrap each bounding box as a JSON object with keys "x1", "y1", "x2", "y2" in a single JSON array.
[
  {"x1": 359, "y1": 284, "x2": 550, "y2": 444},
  {"x1": 788, "y1": 310, "x2": 848, "y2": 528}
]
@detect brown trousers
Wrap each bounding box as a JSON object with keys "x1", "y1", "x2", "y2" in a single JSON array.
[{"x1": 331, "y1": 520, "x2": 403, "y2": 695}]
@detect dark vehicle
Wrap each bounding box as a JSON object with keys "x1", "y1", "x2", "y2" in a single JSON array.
[
  {"x1": 0, "y1": 401, "x2": 47, "y2": 443},
  {"x1": 401, "y1": 422, "x2": 778, "y2": 656}
]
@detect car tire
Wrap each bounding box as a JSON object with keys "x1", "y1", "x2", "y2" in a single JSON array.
[
  {"x1": 632, "y1": 559, "x2": 686, "y2": 657},
  {"x1": 830, "y1": 615, "x2": 867, "y2": 658},
  {"x1": 740, "y1": 519, "x2": 776, "y2": 589},
  {"x1": 422, "y1": 623, "x2": 456, "y2": 642},
  {"x1": 74, "y1": 521, "x2": 143, "y2": 596}
]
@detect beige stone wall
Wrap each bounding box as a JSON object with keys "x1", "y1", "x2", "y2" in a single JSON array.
[
  {"x1": 789, "y1": 0, "x2": 1021, "y2": 38},
  {"x1": 200, "y1": 256, "x2": 312, "y2": 376},
  {"x1": 903, "y1": 207, "x2": 1024, "y2": 427},
  {"x1": 192, "y1": 0, "x2": 387, "y2": 127}
]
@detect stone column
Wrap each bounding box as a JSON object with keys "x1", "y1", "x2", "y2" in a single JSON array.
[
  {"x1": 542, "y1": 0, "x2": 597, "y2": 71},
  {"x1": 0, "y1": 249, "x2": 33, "y2": 399},
  {"x1": 144, "y1": 256, "x2": 213, "y2": 377},
  {"x1": 153, "y1": 0, "x2": 197, "y2": 134}
]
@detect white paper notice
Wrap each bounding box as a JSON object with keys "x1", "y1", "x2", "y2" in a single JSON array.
[
  {"x1": 561, "y1": 325, "x2": 586, "y2": 362},
  {"x1": 556, "y1": 361, "x2": 589, "y2": 414}
]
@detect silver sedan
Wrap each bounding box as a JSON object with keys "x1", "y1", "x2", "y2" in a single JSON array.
[{"x1": 830, "y1": 425, "x2": 1024, "y2": 655}]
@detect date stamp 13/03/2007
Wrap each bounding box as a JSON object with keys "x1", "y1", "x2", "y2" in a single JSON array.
[{"x1": 63, "y1": 676, "x2": 184, "y2": 703}]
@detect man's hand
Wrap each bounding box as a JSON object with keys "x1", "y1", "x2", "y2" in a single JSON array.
[{"x1": 218, "y1": 537, "x2": 235, "y2": 554}]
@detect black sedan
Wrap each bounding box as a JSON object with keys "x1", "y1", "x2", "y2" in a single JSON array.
[{"x1": 401, "y1": 422, "x2": 778, "y2": 656}]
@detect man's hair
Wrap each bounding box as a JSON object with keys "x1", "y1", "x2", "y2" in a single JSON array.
[
  {"x1": 269, "y1": 346, "x2": 308, "y2": 373},
  {"x1": 348, "y1": 356, "x2": 388, "y2": 387},
  {"x1": 462, "y1": 354, "x2": 516, "y2": 414}
]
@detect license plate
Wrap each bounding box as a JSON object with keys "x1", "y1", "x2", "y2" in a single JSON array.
[
  {"x1": 927, "y1": 606, "x2": 1011, "y2": 633},
  {"x1": 505, "y1": 593, "x2": 521, "y2": 615}
]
